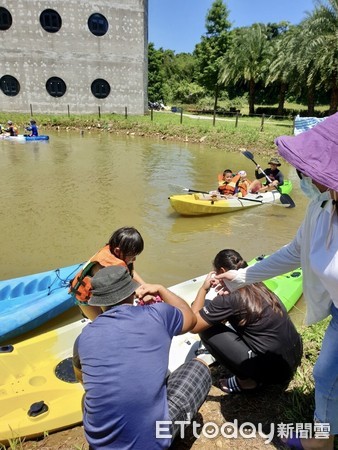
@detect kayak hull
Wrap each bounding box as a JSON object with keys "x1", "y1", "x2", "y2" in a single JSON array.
[
  {"x1": 169, "y1": 191, "x2": 282, "y2": 216},
  {"x1": 0, "y1": 319, "x2": 88, "y2": 443},
  {"x1": 0, "y1": 135, "x2": 49, "y2": 142},
  {"x1": 0, "y1": 263, "x2": 83, "y2": 343},
  {"x1": 0, "y1": 257, "x2": 302, "y2": 443}
]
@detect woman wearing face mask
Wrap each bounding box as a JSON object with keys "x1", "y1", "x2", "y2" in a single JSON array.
[{"x1": 214, "y1": 113, "x2": 338, "y2": 450}]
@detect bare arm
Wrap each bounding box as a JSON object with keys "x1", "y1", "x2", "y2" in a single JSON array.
[
  {"x1": 190, "y1": 273, "x2": 214, "y2": 334},
  {"x1": 137, "y1": 283, "x2": 196, "y2": 333}
]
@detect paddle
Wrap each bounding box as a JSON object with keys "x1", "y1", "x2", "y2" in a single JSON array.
[
  {"x1": 168, "y1": 184, "x2": 210, "y2": 195},
  {"x1": 241, "y1": 150, "x2": 295, "y2": 208}
]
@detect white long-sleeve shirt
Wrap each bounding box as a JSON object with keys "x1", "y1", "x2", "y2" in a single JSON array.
[{"x1": 226, "y1": 191, "x2": 335, "y2": 325}]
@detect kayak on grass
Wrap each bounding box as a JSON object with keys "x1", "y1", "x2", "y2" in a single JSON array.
[
  {"x1": 0, "y1": 263, "x2": 83, "y2": 343},
  {"x1": 0, "y1": 255, "x2": 302, "y2": 443}
]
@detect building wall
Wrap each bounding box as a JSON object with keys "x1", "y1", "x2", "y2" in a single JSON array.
[{"x1": 0, "y1": 0, "x2": 148, "y2": 114}]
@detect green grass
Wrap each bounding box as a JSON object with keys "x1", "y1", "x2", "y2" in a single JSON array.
[{"x1": 0, "y1": 110, "x2": 295, "y2": 154}]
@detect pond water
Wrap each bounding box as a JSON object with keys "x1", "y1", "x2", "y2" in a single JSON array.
[{"x1": 0, "y1": 130, "x2": 308, "y2": 332}]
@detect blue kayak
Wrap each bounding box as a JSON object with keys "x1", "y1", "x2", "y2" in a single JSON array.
[
  {"x1": 0, "y1": 135, "x2": 49, "y2": 142},
  {"x1": 0, "y1": 263, "x2": 82, "y2": 343},
  {"x1": 25, "y1": 135, "x2": 49, "y2": 141}
]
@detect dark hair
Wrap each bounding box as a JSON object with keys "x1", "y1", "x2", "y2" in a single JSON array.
[
  {"x1": 223, "y1": 169, "x2": 233, "y2": 175},
  {"x1": 213, "y1": 249, "x2": 282, "y2": 325},
  {"x1": 108, "y1": 226, "x2": 144, "y2": 257}
]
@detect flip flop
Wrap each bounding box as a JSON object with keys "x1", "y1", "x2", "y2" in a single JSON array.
[{"x1": 219, "y1": 376, "x2": 261, "y2": 394}]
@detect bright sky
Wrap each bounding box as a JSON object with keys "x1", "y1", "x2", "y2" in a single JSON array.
[{"x1": 148, "y1": 0, "x2": 315, "y2": 53}]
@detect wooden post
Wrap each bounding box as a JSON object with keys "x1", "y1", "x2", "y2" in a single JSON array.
[
  {"x1": 180, "y1": 108, "x2": 183, "y2": 124},
  {"x1": 213, "y1": 109, "x2": 216, "y2": 126},
  {"x1": 260, "y1": 113, "x2": 265, "y2": 132},
  {"x1": 235, "y1": 112, "x2": 239, "y2": 128},
  {"x1": 30, "y1": 104, "x2": 33, "y2": 117},
  {"x1": 98, "y1": 106, "x2": 101, "y2": 118},
  {"x1": 125, "y1": 106, "x2": 128, "y2": 119},
  {"x1": 67, "y1": 105, "x2": 70, "y2": 117},
  {"x1": 150, "y1": 108, "x2": 153, "y2": 121},
  {"x1": 292, "y1": 116, "x2": 296, "y2": 135}
]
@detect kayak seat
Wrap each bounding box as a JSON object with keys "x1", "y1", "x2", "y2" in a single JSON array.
[
  {"x1": 38, "y1": 276, "x2": 52, "y2": 291},
  {"x1": 24, "y1": 279, "x2": 38, "y2": 295},
  {"x1": 10, "y1": 282, "x2": 24, "y2": 298},
  {"x1": 0, "y1": 286, "x2": 10, "y2": 301}
]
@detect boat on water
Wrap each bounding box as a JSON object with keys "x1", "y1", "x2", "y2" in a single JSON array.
[
  {"x1": 0, "y1": 256, "x2": 302, "y2": 443},
  {"x1": 0, "y1": 134, "x2": 49, "y2": 142},
  {"x1": 169, "y1": 180, "x2": 293, "y2": 216},
  {"x1": 0, "y1": 263, "x2": 83, "y2": 343}
]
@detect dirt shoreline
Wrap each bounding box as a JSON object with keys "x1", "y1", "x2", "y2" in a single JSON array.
[{"x1": 18, "y1": 364, "x2": 290, "y2": 450}]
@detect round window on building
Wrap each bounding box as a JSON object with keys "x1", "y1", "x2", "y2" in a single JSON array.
[
  {"x1": 0, "y1": 75, "x2": 20, "y2": 96},
  {"x1": 88, "y1": 13, "x2": 108, "y2": 36},
  {"x1": 91, "y1": 79, "x2": 111, "y2": 99},
  {"x1": 46, "y1": 77, "x2": 66, "y2": 97},
  {"x1": 0, "y1": 7, "x2": 12, "y2": 31},
  {"x1": 40, "y1": 9, "x2": 62, "y2": 33}
]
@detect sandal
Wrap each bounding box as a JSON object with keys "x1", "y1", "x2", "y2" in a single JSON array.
[{"x1": 219, "y1": 375, "x2": 260, "y2": 394}]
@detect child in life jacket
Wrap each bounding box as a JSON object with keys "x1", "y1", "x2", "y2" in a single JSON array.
[
  {"x1": 218, "y1": 169, "x2": 236, "y2": 196},
  {"x1": 236, "y1": 170, "x2": 251, "y2": 197},
  {"x1": 5, "y1": 120, "x2": 18, "y2": 136},
  {"x1": 70, "y1": 226, "x2": 148, "y2": 320}
]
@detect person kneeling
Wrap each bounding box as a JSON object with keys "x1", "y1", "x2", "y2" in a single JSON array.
[{"x1": 190, "y1": 249, "x2": 302, "y2": 393}]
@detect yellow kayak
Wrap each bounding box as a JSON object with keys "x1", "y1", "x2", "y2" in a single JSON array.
[
  {"x1": 0, "y1": 319, "x2": 88, "y2": 443},
  {"x1": 0, "y1": 256, "x2": 302, "y2": 443},
  {"x1": 169, "y1": 191, "x2": 282, "y2": 216}
]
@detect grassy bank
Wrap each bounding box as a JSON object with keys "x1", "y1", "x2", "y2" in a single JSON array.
[
  {"x1": 2, "y1": 318, "x2": 336, "y2": 450},
  {"x1": 0, "y1": 111, "x2": 294, "y2": 156}
]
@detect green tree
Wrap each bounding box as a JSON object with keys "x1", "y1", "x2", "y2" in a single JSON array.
[
  {"x1": 147, "y1": 43, "x2": 166, "y2": 102},
  {"x1": 266, "y1": 24, "x2": 303, "y2": 115},
  {"x1": 219, "y1": 24, "x2": 270, "y2": 114},
  {"x1": 303, "y1": 0, "x2": 338, "y2": 114},
  {"x1": 194, "y1": 0, "x2": 231, "y2": 111}
]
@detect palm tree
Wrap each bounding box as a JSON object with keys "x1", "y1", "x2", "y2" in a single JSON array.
[
  {"x1": 303, "y1": 0, "x2": 338, "y2": 114},
  {"x1": 219, "y1": 24, "x2": 270, "y2": 114},
  {"x1": 266, "y1": 24, "x2": 315, "y2": 115}
]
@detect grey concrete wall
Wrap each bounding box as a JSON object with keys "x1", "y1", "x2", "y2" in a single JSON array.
[{"x1": 0, "y1": 0, "x2": 148, "y2": 114}]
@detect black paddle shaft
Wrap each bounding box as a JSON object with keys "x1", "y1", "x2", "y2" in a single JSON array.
[{"x1": 241, "y1": 150, "x2": 295, "y2": 208}]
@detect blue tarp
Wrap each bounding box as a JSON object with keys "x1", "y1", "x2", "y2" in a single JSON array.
[{"x1": 294, "y1": 114, "x2": 328, "y2": 135}]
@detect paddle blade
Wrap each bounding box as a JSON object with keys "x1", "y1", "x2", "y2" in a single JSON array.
[
  {"x1": 241, "y1": 150, "x2": 254, "y2": 161},
  {"x1": 280, "y1": 193, "x2": 296, "y2": 208}
]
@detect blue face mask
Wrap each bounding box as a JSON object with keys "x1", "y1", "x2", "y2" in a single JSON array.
[{"x1": 300, "y1": 176, "x2": 322, "y2": 199}]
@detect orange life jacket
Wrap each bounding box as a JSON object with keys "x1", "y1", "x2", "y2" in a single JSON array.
[
  {"x1": 69, "y1": 245, "x2": 126, "y2": 303},
  {"x1": 236, "y1": 178, "x2": 251, "y2": 197},
  {"x1": 218, "y1": 174, "x2": 241, "y2": 195}
]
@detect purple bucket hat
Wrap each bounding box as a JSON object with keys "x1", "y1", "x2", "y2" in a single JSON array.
[{"x1": 275, "y1": 112, "x2": 338, "y2": 191}]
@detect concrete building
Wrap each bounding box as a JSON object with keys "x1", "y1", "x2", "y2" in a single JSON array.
[{"x1": 0, "y1": 0, "x2": 148, "y2": 114}]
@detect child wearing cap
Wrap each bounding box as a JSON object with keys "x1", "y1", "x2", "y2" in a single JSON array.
[{"x1": 248, "y1": 157, "x2": 284, "y2": 193}]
